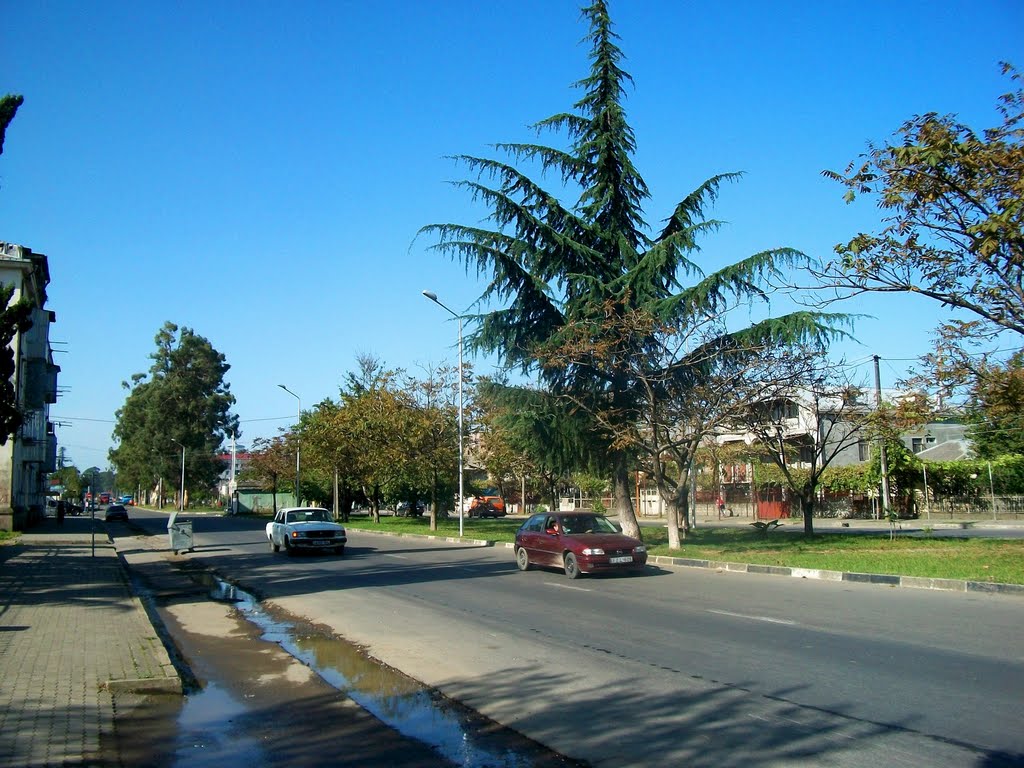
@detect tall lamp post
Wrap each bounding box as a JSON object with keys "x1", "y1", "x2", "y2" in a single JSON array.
[
  {"x1": 278, "y1": 384, "x2": 301, "y2": 506},
  {"x1": 422, "y1": 290, "x2": 464, "y2": 538},
  {"x1": 171, "y1": 439, "x2": 185, "y2": 512}
]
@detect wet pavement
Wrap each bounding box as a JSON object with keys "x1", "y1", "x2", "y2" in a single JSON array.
[{"x1": 119, "y1": 531, "x2": 585, "y2": 768}]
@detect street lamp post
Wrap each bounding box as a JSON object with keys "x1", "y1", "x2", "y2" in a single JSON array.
[
  {"x1": 171, "y1": 440, "x2": 185, "y2": 512},
  {"x1": 278, "y1": 384, "x2": 301, "y2": 506},
  {"x1": 422, "y1": 290, "x2": 464, "y2": 538}
]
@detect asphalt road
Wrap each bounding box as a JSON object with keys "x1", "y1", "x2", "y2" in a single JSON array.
[{"x1": 130, "y1": 509, "x2": 1024, "y2": 768}]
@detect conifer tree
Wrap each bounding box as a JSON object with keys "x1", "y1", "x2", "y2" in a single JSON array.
[{"x1": 424, "y1": 1, "x2": 845, "y2": 538}]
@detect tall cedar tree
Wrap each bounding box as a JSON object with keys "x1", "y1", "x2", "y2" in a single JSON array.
[{"x1": 423, "y1": 1, "x2": 845, "y2": 538}]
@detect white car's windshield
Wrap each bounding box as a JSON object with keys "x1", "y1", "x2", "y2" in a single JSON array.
[{"x1": 287, "y1": 509, "x2": 331, "y2": 523}]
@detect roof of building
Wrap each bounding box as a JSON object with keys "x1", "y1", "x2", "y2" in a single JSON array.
[{"x1": 918, "y1": 439, "x2": 973, "y2": 462}]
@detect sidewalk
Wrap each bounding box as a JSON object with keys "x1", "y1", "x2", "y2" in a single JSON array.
[{"x1": 0, "y1": 515, "x2": 181, "y2": 768}]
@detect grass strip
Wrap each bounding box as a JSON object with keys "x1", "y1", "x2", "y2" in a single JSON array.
[{"x1": 342, "y1": 514, "x2": 1024, "y2": 585}]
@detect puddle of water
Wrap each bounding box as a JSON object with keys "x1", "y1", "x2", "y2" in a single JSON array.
[
  {"x1": 173, "y1": 681, "x2": 267, "y2": 767},
  {"x1": 215, "y1": 578, "x2": 546, "y2": 767}
]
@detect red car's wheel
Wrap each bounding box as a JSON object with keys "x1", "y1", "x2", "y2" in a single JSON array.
[
  {"x1": 515, "y1": 546, "x2": 530, "y2": 571},
  {"x1": 564, "y1": 551, "x2": 581, "y2": 579}
]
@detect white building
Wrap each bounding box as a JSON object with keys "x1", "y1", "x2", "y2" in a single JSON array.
[{"x1": 0, "y1": 242, "x2": 59, "y2": 531}]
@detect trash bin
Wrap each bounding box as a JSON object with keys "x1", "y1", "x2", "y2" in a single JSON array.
[{"x1": 167, "y1": 512, "x2": 194, "y2": 554}]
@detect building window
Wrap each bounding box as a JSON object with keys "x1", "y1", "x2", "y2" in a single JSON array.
[
  {"x1": 912, "y1": 437, "x2": 923, "y2": 453},
  {"x1": 858, "y1": 441, "x2": 870, "y2": 461}
]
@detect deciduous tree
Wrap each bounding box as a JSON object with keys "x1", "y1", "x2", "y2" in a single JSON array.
[
  {"x1": 0, "y1": 284, "x2": 33, "y2": 444},
  {"x1": 0, "y1": 94, "x2": 34, "y2": 444},
  {"x1": 243, "y1": 436, "x2": 293, "y2": 515},
  {"x1": 965, "y1": 351, "x2": 1024, "y2": 458},
  {"x1": 110, "y1": 322, "x2": 238, "y2": 504},
  {"x1": 822, "y1": 65, "x2": 1023, "y2": 397}
]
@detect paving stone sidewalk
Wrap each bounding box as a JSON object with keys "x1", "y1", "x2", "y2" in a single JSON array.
[{"x1": 0, "y1": 517, "x2": 181, "y2": 767}]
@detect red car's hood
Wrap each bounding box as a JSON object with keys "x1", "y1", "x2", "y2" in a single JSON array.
[{"x1": 565, "y1": 533, "x2": 642, "y2": 550}]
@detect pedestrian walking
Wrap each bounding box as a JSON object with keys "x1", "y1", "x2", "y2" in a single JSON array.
[{"x1": 717, "y1": 495, "x2": 725, "y2": 519}]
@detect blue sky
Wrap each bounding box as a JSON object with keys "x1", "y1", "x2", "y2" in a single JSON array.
[{"x1": 2, "y1": 0, "x2": 1021, "y2": 469}]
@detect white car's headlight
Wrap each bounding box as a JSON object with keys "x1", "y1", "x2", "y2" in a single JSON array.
[{"x1": 582, "y1": 547, "x2": 605, "y2": 556}]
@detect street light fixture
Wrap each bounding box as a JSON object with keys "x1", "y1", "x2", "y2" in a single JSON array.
[
  {"x1": 278, "y1": 384, "x2": 301, "y2": 506},
  {"x1": 422, "y1": 290, "x2": 464, "y2": 538},
  {"x1": 170, "y1": 439, "x2": 185, "y2": 512}
]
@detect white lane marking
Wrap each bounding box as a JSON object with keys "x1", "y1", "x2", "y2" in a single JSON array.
[
  {"x1": 708, "y1": 609, "x2": 796, "y2": 626},
  {"x1": 383, "y1": 555, "x2": 471, "y2": 571},
  {"x1": 545, "y1": 582, "x2": 592, "y2": 592}
]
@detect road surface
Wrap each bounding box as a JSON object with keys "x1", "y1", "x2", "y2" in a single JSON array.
[{"x1": 125, "y1": 510, "x2": 1024, "y2": 767}]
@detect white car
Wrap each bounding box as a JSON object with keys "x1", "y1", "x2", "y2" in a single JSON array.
[{"x1": 266, "y1": 506, "x2": 347, "y2": 556}]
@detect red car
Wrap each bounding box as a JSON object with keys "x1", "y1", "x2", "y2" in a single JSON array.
[{"x1": 514, "y1": 512, "x2": 648, "y2": 579}]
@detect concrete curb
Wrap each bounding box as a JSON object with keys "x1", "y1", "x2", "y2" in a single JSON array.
[
  {"x1": 646, "y1": 554, "x2": 1024, "y2": 596},
  {"x1": 109, "y1": 546, "x2": 184, "y2": 696}
]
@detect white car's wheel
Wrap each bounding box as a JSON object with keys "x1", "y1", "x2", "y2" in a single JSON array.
[{"x1": 271, "y1": 538, "x2": 280, "y2": 553}]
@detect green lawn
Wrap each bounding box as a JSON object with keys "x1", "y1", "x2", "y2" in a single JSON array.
[{"x1": 342, "y1": 514, "x2": 1024, "y2": 585}]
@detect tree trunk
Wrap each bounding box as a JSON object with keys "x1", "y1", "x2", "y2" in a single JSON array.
[
  {"x1": 801, "y1": 490, "x2": 815, "y2": 535},
  {"x1": 333, "y1": 467, "x2": 339, "y2": 520},
  {"x1": 665, "y1": 481, "x2": 690, "y2": 549},
  {"x1": 666, "y1": 497, "x2": 682, "y2": 549},
  {"x1": 611, "y1": 453, "x2": 641, "y2": 539},
  {"x1": 428, "y1": 470, "x2": 438, "y2": 532}
]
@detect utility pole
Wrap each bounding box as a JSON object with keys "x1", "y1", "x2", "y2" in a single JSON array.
[
  {"x1": 874, "y1": 355, "x2": 891, "y2": 520},
  {"x1": 229, "y1": 431, "x2": 237, "y2": 514}
]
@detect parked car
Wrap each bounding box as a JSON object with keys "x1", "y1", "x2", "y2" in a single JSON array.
[
  {"x1": 104, "y1": 504, "x2": 129, "y2": 522},
  {"x1": 266, "y1": 507, "x2": 347, "y2": 556},
  {"x1": 514, "y1": 512, "x2": 647, "y2": 579},
  {"x1": 395, "y1": 501, "x2": 425, "y2": 517},
  {"x1": 468, "y1": 495, "x2": 506, "y2": 518}
]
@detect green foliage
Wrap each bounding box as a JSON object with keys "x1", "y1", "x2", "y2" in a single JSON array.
[
  {"x1": 476, "y1": 380, "x2": 605, "y2": 509},
  {"x1": 818, "y1": 463, "x2": 873, "y2": 494},
  {"x1": 921, "y1": 455, "x2": 1024, "y2": 495},
  {"x1": 0, "y1": 94, "x2": 23, "y2": 157},
  {"x1": 965, "y1": 352, "x2": 1024, "y2": 458},
  {"x1": 0, "y1": 283, "x2": 34, "y2": 444},
  {"x1": 0, "y1": 96, "x2": 31, "y2": 445},
  {"x1": 110, "y1": 322, "x2": 238, "y2": 497},
  {"x1": 50, "y1": 465, "x2": 83, "y2": 499},
  {"x1": 824, "y1": 65, "x2": 1024, "y2": 397}
]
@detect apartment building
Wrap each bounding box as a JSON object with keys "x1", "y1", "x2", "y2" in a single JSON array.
[{"x1": 0, "y1": 242, "x2": 59, "y2": 531}]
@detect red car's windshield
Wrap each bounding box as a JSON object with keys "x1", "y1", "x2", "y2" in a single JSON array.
[{"x1": 559, "y1": 515, "x2": 618, "y2": 535}]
